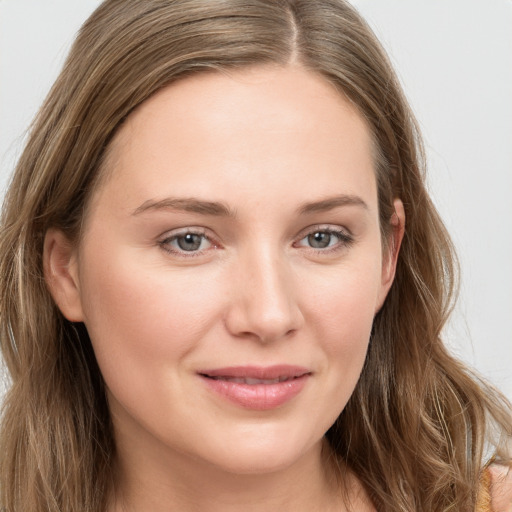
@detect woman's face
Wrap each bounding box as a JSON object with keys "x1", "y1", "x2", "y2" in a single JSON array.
[{"x1": 47, "y1": 65, "x2": 402, "y2": 475}]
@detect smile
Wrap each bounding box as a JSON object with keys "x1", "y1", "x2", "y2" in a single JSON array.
[
  {"x1": 208, "y1": 376, "x2": 299, "y2": 384},
  {"x1": 198, "y1": 365, "x2": 311, "y2": 410}
]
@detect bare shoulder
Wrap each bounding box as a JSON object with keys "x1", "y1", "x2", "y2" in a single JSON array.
[{"x1": 489, "y1": 464, "x2": 512, "y2": 512}]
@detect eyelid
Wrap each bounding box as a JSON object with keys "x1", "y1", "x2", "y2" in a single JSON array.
[{"x1": 295, "y1": 223, "x2": 353, "y2": 239}]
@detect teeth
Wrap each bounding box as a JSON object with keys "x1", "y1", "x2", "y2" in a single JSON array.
[
  {"x1": 212, "y1": 376, "x2": 293, "y2": 384},
  {"x1": 245, "y1": 377, "x2": 279, "y2": 385}
]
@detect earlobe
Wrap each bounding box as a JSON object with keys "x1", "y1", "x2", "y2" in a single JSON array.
[
  {"x1": 43, "y1": 228, "x2": 85, "y2": 322},
  {"x1": 376, "y1": 198, "x2": 405, "y2": 311}
]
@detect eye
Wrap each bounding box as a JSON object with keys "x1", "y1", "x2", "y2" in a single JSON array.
[
  {"x1": 160, "y1": 230, "x2": 213, "y2": 255},
  {"x1": 306, "y1": 231, "x2": 337, "y2": 249},
  {"x1": 295, "y1": 227, "x2": 354, "y2": 252}
]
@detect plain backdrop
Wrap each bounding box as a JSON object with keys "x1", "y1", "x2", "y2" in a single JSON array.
[{"x1": 0, "y1": 1, "x2": 511, "y2": 401}]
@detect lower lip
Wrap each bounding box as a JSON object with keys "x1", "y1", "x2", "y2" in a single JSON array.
[{"x1": 200, "y1": 374, "x2": 309, "y2": 410}]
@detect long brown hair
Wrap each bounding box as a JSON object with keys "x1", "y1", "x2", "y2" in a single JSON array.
[{"x1": 1, "y1": 1, "x2": 510, "y2": 510}]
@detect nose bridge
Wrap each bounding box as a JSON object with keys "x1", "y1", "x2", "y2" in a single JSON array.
[{"x1": 226, "y1": 242, "x2": 303, "y2": 342}]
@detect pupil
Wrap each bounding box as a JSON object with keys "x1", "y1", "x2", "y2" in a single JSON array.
[
  {"x1": 308, "y1": 232, "x2": 331, "y2": 248},
  {"x1": 177, "y1": 233, "x2": 202, "y2": 251}
]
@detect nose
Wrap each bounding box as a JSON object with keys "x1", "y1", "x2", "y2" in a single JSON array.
[{"x1": 224, "y1": 249, "x2": 304, "y2": 343}]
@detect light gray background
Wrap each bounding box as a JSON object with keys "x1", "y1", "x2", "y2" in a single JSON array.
[{"x1": 1, "y1": 0, "x2": 511, "y2": 400}]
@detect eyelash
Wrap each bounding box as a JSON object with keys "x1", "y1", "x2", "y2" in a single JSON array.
[
  {"x1": 158, "y1": 226, "x2": 354, "y2": 258},
  {"x1": 294, "y1": 226, "x2": 354, "y2": 254}
]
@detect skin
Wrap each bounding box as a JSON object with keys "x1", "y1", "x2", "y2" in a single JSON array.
[
  {"x1": 489, "y1": 465, "x2": 512, "y2": 512},
  {"x1": 45, "y1": 65, "x2": 404, "y2": 511}
]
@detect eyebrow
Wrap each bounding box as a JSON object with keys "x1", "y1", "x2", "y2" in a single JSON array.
[
  {"x1": 132, "y1": 197, "x2": 236, "y2": 217},
  {"x1": 297, "y1": 194, "x2": 368, "y2": 215},
  {"x1": 132, "y1": 194, "x2": 368, "y2": 218}
]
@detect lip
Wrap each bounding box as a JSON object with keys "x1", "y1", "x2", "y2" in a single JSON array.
[{"x1": 198, "y1": 365, "x2": 311, "y2": 411}]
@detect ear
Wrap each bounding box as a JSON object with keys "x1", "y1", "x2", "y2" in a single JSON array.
[
  {"x1": 43, "y1": 228, "x2": 85, "y2": 322},
  {"x1": 376, "y1": 198, "x2": 405, "y2": 312}
]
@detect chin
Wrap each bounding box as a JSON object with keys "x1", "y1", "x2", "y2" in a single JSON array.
[
  {"x1": 193, "y1": 423, "x2": 324, "y2": 476},
  {"x1": 206, "y1": 449, "x2": 310, "y2": 476}
]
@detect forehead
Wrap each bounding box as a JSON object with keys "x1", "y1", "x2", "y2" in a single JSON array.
[{"x1": 92, "y1": 65, "x2": 377, "y2": 219}]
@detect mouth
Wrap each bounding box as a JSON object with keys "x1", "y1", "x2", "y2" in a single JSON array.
[
  {"x1": 198, "y1": 365, "x2": 311, "y2": 410},
  {"x1": 204, "y1": 375, "x2": 301, "y2": 385},
  {"x1": 199, "y1": 364, "x2": 311, "y2": 382}
]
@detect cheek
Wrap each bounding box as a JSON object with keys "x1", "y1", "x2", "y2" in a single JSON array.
[
  {"x1": 305, "y1": 256, "x2": 381, "y2": 341},
  {"x1": 320, "y1": 288, "x2": 375, "y2": 375},
  {"x1": 303, "y1": 261, "x2": 381, "y2": 404},
  {"x1": 78, "y1": 244, "x2": 225, "y2": 375}
]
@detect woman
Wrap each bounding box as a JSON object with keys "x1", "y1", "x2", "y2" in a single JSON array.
[{"x1": 0, "y1": 1, "x2": 510, "y2": 510}]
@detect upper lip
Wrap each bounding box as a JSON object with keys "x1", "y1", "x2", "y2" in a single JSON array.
[{"x1": 198, "y1": 365, "x2": 311, "y2": 380}]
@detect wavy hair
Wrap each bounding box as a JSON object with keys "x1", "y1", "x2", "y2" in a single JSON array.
[{"x1": 1, "y1": 1, "x2": 510, "y2": 510}]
